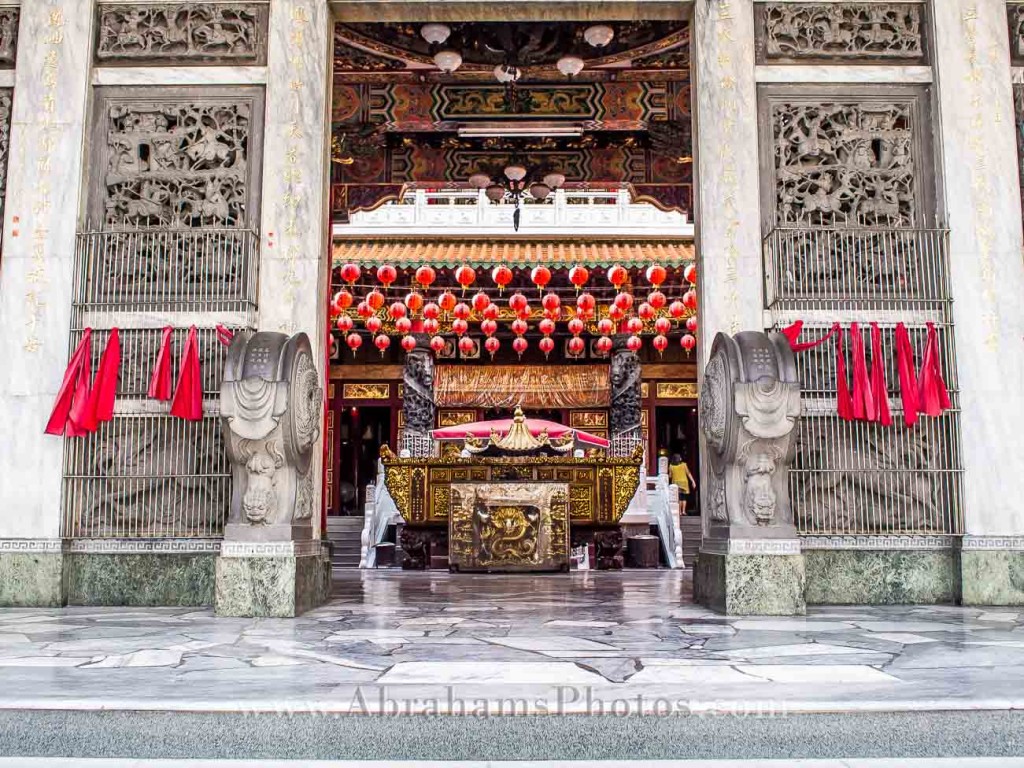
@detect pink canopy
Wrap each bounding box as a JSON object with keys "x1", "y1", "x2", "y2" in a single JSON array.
[{"x1": 432, "y1": 416, "x2": 610, "y2": 449}]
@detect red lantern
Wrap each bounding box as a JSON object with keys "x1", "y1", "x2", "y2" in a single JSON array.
[
  {"x1": 336, "y1": 314, "x2": 354, "y2": 333},
  {"x1": 614, "y1": 292, "x2": 634, "y2": 312},
  {"x1": 568, "y1": 265, "x2": 589, "y2": 291},
  {"x1": 653, "y1": 334, "x2": 668, "y2": 355},
  {"x1": 638, "y1": 302, "x2": 655, "y2": 321},
  {"x1": 686, "y1": 316, "x2": 698, "y2": 333},
  {"x1": 680, "y1": 333, "x2": 696, "y2": 352},
  {"x1": 453, "y1": 303, "x2": 471, "y2": 321},
  {"x1": 377, "y1": 265, "x2": 397, "y2": 288},
  {"x1": 541, "y1": 292, "x2": 560, "y2": 313},
  {"x1": 492, "y1": 265, "x2": 513, "y2": 293},
  {"x1": 568, "y1": 317, "x2": 585, "y2": 336},
  {"x1": 511, "y1": 318, "x2": 528, "y2": 336},
  {"x1": 485, "y1": 336, "x2": 500, "y2": 358},
  {"x1": 438, "y1": 291, "x2": 457, "y2": 312},
  {"x1": 645, "y1": 264, "x2": 667, "y2": 287},
  {"x1": 481, "y1": 318, "x2": 498, "y2": 337},
  {"x1": 458, "y1": 336, "x2": 475, "y2": 356},
  {"x1": 482, "y1": 303, "x2": 499, "y2": 321},
  {"x1": 389, "y1": 301, "x2": 407, "y2": 319},
  {"x1": 577, "y1": 292, "x2": 596, "y2": 314},
  {"x1": 530, "y1": 266, "x2": 551, "y2": 292},
  {"x1": 374, "y1": 334, "x2": 391, "y2": 354},
  {"x1": 405, "y1": 292, "x2": 424, "y2": 313},
  {"x1": 455, "y1": 265, "x2": 476, "y2": 293},
  {"x1": 366, "y1": 316, "x2": 383, "y2": 334},
  {"x1": 509, "y1": 292, "x2": 529, "y2": 315},
  {"x1": 415, "y1": 265, "x2": 437, "y2": 288},
  {"x1": 423, "y1": 302, "x2": 441, "y2": 320},
  {"x1": 626, "y1": 317, "x2": 644, "y2": 335},
  {"x1": 346, "y1": 333, "x2": 362, "y2": 354},
  {"x1": 331, "y1": 290, "x2": 353, "y2": 315},
  {"x1": 422, "y1": 317, "x2": 440, "y2": 336},
  {"x1": 430, "y1": 335, "x2": 446, "y2": 354},
  {"x1": 539, "y1": 337, "x2": 555, "y2": 357},
  {"x1": 340, "y1": 263, "x2": 360, "y2": 285},
  {"x1": 471, "y1": 292, "x2": 491, "y2": 314},
  {"x1": 683, "y1": 289, "x2": 698, "y2": 310},
  {"x1": 544, "y1": 306, "x2": 562, "y2": 322},
  {"x1": 683, "y1": 263, "x2": 697, "y2": 285},
  {"x1": 669, "y1": 300, "x2": 686, "y2": 319},
  {"x1": 607, "y1": 264, "x2": 628, "y2": 289},
  {"x1": 597, "y1": 318, "x2": 615, "y2": 336},
  {"x1": 452, "y1": 318, "x2": 468, "y2": 336},
  {"x1": 539, "y1": 318, "x2": 556, "y2": 336},
  {"x1": 608, "y1": 304, "x2": 625, "y2": 322},
  {"x1": 401, "y1": 335, "x2": 417, "y2": 353},
  {"x1": 567, "y1": 336, "x2": 586, "y2": 356},
  {"x1": 513, "y1": 337, "x2": 528, "y2": 358},
  {"x1": 395, "y1": 317, "x2": 412, "y2": 335},
  {"x1": 596, "y1": 336, "x2": 613, "y2": 355},
  {"x1": 626, "y1": 335, "x2": 643, "y2": 352},
  {"x1": 356, "y1": 301, "x2": 373, "y2": 319},
  {"x1": 648, "y1": 290, "x2": 667, "y2": 310},
  {"x1": 366, "y1": 290, "x2": 385, "y2": 311},
  {"x1": 655, "y1": 317, "x2": 672, "y2": 336}
]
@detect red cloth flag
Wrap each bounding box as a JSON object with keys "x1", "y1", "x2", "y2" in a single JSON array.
[
  {"x1": 918, "y1": 322, "x2": 952, "y2": 418},
  {"x1": 45, "y1": 329, "x2": 94, "y2": 437},
  {"x1": 780, "y1": 320, "x2": 839, "y2": 353},
  {"x1": 895, "y1": 322, "x2": 920, "y2": 427},
  {"x1": 170, "y1": 326, "x2": 203, "y2": 421},
  {"x1": 869, "y1": 323, "x2": 893, "y2": 426},
  {"x1": 835, "y1": 327, "x2": 854, "y2": 421},
  {"x1": 87, "y1": 328, "x2": 121, "y2": 425},
  {"x1": 148, "y1": 326, "x2": 175, "y2": 401},
  {"x1": 215, "y1": 324, "x2": 234, "y2": 347},
  {"x1": 849, "y1": 323, "x2": 874, "y2": 422}
]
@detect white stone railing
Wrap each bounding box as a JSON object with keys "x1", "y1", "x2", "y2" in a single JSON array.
[
  {"x1": 649, "y1": 457, "x2": 684, "y2": 569},
  {"x1": 337, "y1": 187, "x2": 693, "y2": 236},
  {"x1": 359, "y1": 461, "x2": 401, "y2": 568}
]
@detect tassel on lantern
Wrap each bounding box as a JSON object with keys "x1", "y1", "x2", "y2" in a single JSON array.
[
  {"x1": 849, "y1": 323, "x2": 874, "y2": 422},
  {"x1": 895, "y1": 322, "x2": 920, "y2": 427},
  {"x1": 170, "y1": 326, "x2": 203, "y2": 421},
  {"x1": 45, "y1": 328, "x2": 94, "y2": 437},
  {"x1": 86, "y1": 328, "x2": 121, "y2": 426},
  {"x1": 869, "y1": 322, "x2": 893, "y2": 427},
  {"x1": 918, "y1": 322, "x2": 951, "y2": 418},
  {"x1": 148, "y1": 326, "x2": 175, "y2": 401}
]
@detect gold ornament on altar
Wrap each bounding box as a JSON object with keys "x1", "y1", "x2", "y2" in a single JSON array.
[{"x1": 464, "y1": 407, "x2": 574, "y2": 455}]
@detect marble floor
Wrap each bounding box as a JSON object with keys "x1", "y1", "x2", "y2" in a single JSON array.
[{"x1": 0, "y1": 571, "x2": 1022, "y2": 715}]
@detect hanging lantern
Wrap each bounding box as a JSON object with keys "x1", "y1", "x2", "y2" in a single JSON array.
[
  {"x1": 530, "y1": 266, "x2": 551, "y2": 293},
  {"x1": 401, "y1": 335, "x2": 417, "y2": 353},
  {"x1": 655, "y1": 317, "x2": 672, "y2": 336},
  {"x1": 455, "y1": 265, "x2": 476, "y2": 293},
  {"x1": 637, "y1": 302, "x2": 655, "y2": 321},
  {"x1": 481, "y1": 318, "x2": 498, "y2": 337},
  {"x1": 482, "y1": 303, "x2": 499, "y2": 321},
  {"x1": 346, "y1": 333, "x2": 362, "y2": 354},
  {"x1": 669, "y1": 300, "x2": 686, "y2": 319},
  {"x1": 395, "y1": 317, "x2": 412, "y2": 335},
  {"x1": 567, "y1": 336, "x2": 586, "y2": 356},
  {"x1": 331, "y1": 290, "x2": 353, "y2": 315},
  {"x1": 458, "y1": 336, "x2": 475, "y2": 356},
  {"x1": 453, "y1": 302, "x2": 472, "y2": 321},
  {"x1": 438, "y1": 291, "x2": 457, "y2": 312},
  {"x1": 423, "y1": 302, "x2": 441, "y2": 320},
  {"x1": 405, "y1": 292, "x2": 424, "y2": 313},
  {"x1": 682, "y1": 289, "x2": 698, "y2": 310},
  {"x1": 686, "y1": 316, "x2": 698, "y2": 333},
  {"x1": 539, "y1": 337, "x2": 555, "y2": 357},
  {"x1": 513, "y1": 337, "x2": 528, "y2": 358},
  {"x1": 648, "y1": 290, "x2": 667, "y2": 310},
  {"x1": 653, "y1": 334, "x2": 669, "y2": 355},
  {"x1": 596, "y1": 336, "x2": 613, "y2": 355},
  {"x1": 471, "y1": 292, "x2": 491, "y2": 314},
  {"x1": 374, "y1": 334, "x2": 391, "y2": 355},
  {"x1": 539, "y1": 318, "x2": 556, "y2": 336},
  {"x1": 356, "y1": 301, "x2": 373, "y2": 319},
  {"x1": 608, "y1": 304, "x2": 625, "y2": 322},
  {"x1": 597, "y1": 317, "x2": 614, "y2": 336},
  {"x1": 568, "y1": 265, "x2": 590, "y2": 291},
  {"x1": 422, "y1": 317, "x2": 440, "y2": 336},
  {"x1": 511, "y1": 318, "x2": 528, "y2": 336},
  {"x1": 645, "y1": 264, "x2": 667, "y2": 287},
  {"x1": 626, "y1": 335, "x2": 643, "y2": 352},
  {"x1": 415, "y1": 265, "x2": 437, "y2": 288},
  {"x1": 452, "y1": 318, "x2": 469, "y2": 336},
  {"x1": 567, "y1": 317, "x2": 585, "y2": 336},
  {"x1": 389, "y1": 301, "x2": 407, "y2": 319},
  {"x1": 484, "y1": 336, "x2": 500, "y2": 358},
  {"x1": 430, "y1": 335, "x2": 446, "y2": 354},
  {"x1": 366, "y1": 316, "x2": 383, "y2": 334},
  {"x1": 336, "y1": 314, "x2": 354, "y2": 333},
  {"x1": 509, "y1": 292, "x2": 529, "y2": 315},
  {"x1": 607, "y1": 264, "x2": 628, "y2": 289},
  {"x1": 626, "y1": 317, "x2": 644, "y2": 335},
  {"x1": 680, "y1": 334, "x2": 696, "y2": 352},
  {"x1": 544, "y1": 306, "x2": 562, "y2": 322},
  {"x1": 577, "y1": 292, "x2": 596, "y2": 314},
  {"x1": 376, "y1": 265, "x2": 398, "y2": 288},
  {"x1": 340, "y1": 263, "x2": 360, "y2": 285},
  {"x1": 613, "y1": 292, "x2": 634, "y2": 312},
  {"x1": 541, "y1": 292, "x2": 560, "y2": 313},
  {"x1": 366, "y1": 290, "x2": 385, "y2": 311},
  {"x1": 492, "y1": 265, "x2": 513, "y2": 293},
  {"x1": 683, "y1": 263, "x2": 697, "y2": 285}
]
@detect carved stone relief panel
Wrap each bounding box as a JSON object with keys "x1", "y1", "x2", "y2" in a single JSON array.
[
  {"x1": 756, "y1": 3, "x2": 926, "y2": 63},
  {"x1": 96, "y1": 3, "x2": 268, "y2": 65},
  {"x1": 0, "y1": 8, "x2": 19, "y2": 69},
  {"x1": 1009, "y1": 5, "x2": 1024, "y2": 66},
  {"x1": 89, "y1": 87, "x2": 265, "y2": 229},
  {"x1": 1015, "y1": 85, "x2": 1024, "y2": 226},
  {"x1": 759, "y1": 85, "x2": 934, "y2": 228},
  {"x1": 0, "y1": 89, "x2": 11, "y2": 229}
]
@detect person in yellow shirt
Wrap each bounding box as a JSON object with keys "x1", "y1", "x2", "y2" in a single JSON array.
[{"x1": 668, "y1": 453, "x2": 697, "y2": 516}]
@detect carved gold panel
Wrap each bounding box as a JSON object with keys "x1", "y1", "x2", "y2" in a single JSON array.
[
  {"x1": 329, "y1": 383, "x2": 335, "y2": 399},
  {"x1": 398, "y1": 411, "x2": 405, "y2": 428},
  {"x1": 641, "y1": 410, "x2": 649, "y2": 427},
  {"x1": 570, "y1": 410, "x2": 608, "y2": 429},
  {"x1": 343, "y1": 383, "x2": 390, "y2": 400},
  {"x1": 398, "y1": 383, "x2": 405, "y2": 398},
  {"x1": 641, "y1": 382, "x2": 650, "y2": 399},
  {"x1": 539, "y1": 468, "x2": 555, "y2": 481},
  {"x1": 656, "y1": 382, "x2": 699, "y2": 399},
  {"x1": 438, "y1": 410, "x2": 477, "y2": 427},
  {"x1": 430, "y1": 468, "x2": 450, "y2": 483}
]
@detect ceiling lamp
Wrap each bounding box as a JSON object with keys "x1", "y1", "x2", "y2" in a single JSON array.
[
  {"x1": 433, "y1": 48, "x2": 462, "y2": 73},
  {"x1": 529, "y1": 182, "x2": 552, "y2": 200},
  {"x1": 503, "y1": 164, "x2": 527, "y2": 182},
  {"x1": 485, "y1": 183, "x2": 506, "y2": 202},
  {"x1": 494, "y1": 64, "x2": 522, "y2": 83},
  {"x1": 420, "y1": 23, "x2": 451, "y2": 45},
  {"x1": 543, "y1": 172, "x2": 566, "y2": 190},
  {"x1": 556, "y1": 55, "x2": 585, "y2": 78},
  {"x1": 584, "y1": 24, "x2": 615, "y2": 48},
  {"x1": 469, "y1": 164, "x2": 565, "y2": 230},
  {"x1": 468, "y1": 173, "x2": 492, "y2": 189}
]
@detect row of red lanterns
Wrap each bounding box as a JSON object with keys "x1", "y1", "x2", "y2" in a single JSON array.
[{"x1": 342, "y1": 332, "x2": 698, "y2": 359}]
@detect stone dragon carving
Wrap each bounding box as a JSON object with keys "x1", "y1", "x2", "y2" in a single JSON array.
[
  {"x1": 0, "y1": 89, "x2": 10, "y2": 227},
  {"x1": 221, "y1": 332, "x2": 322, "y2": 539},
  {"x1": 762, "y1": 3, "x2": 924, "y2": 61},
  {"x1": 609, "y1": 337, "x2": 642, "y2": 442},
  {"x1": 700, "y1": 332, "x2": 801, "y2": 537},
  {"x1": 401, "y1": 340, "x2": 436, "y2": 450}
]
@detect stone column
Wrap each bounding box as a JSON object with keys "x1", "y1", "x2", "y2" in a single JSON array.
[
  {"x1": 609, "y1": 336, "x2": 642, "y2": 445},
  {"x1": 0, "y1": 1, "x2": 92, "y2": 606},
  {"x1": 400, "y1": 335, "x2": 436, "y2": 456},
  {"x1": 932, "y1": 0, "x2": 1024, "y2": 604}
]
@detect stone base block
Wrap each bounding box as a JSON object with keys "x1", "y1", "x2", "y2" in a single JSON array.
[
  {"x1": 694, "y1": 550, "x2": 806, "y2": 615},
  {"x1": 0, "y1": 548, "x2": 64, "y2": 607},
  {"x1": 215, "y1": 550, "x2": 331, "y2": 617},
  {"x1": 66, "y1": 552, "x2": 216, "y2": 607},
  {"x1": 962, "y1": 548, "x2": 1024, "y2": 606},
  {"x1": 804, "y1": 549, "x2": 959, "y2": 605}
]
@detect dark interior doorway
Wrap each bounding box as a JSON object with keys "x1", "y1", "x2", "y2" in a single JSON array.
[
  {"x1": 334, "y1": 405, "x2": 391, "y2": 515},
  {"x1": 654, "y1": 404, "x2": 700, "y2": 516}
]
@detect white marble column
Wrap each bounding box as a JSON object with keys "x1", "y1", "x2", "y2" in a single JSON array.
[
  {"x1": 0, "y1": 0, "x2": 93, "y2": 541},
  {"x1": 932, "y1": 0, "x2": 1024, "y2": 538},
  {"x1": 692, "y1": 0, "x2": 764, "y2": 361}
]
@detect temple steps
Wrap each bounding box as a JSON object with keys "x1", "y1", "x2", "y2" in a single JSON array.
[{"x1": 326, "y1": 516, "x2": 364, "y2": 569}]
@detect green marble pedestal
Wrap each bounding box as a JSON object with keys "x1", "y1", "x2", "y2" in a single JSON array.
[
  {"x1": 961, "y1": 538, "x2": 1024, "y2": 606},
  {"x1": 215, "y1": 542, "x2": 331, "y2": 618},
  {"x1": 694, "y1": 541, "x2": 806, "y2": 616},
  {"x1": 0, "y1": 542, "x2": 64, "y2": 607}
]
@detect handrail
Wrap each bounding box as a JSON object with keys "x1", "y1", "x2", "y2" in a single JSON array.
[{"x1": 359, "y1": 460, "x2": 401, "y2": 568}]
